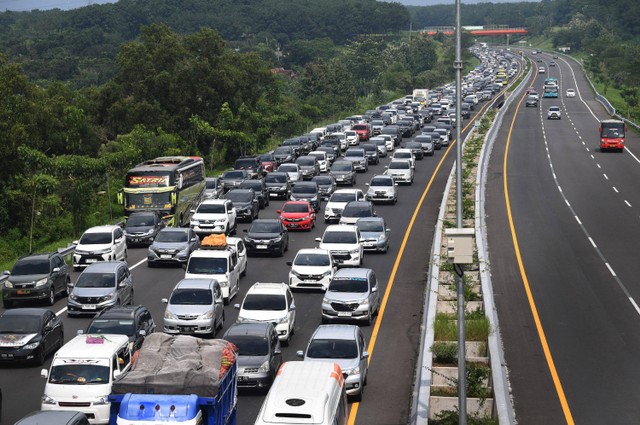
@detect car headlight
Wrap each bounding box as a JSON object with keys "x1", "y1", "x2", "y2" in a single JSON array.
[
  {"x1": 257, "y1": 360, "x2": 270, "y2": 373},
  {"x1": 348, "y1": 366, "x2": 361, "y2": 376},
  {"x1": 273, "y1": 236, "x2": 283, "y2": 243},
  {"x1": 350, "y1": 247, "x2": 360, "y2": 254},
  {"x1": 322, "y1": 297, "x2": 330, "y2": 304},
  {"x1": 142, "y1": 229, "x2": 154, "y2": 236},
  {"x1": 199, "y1": 310, "x2": 214, "y2": 320},
  {"x1": 5, "y1": 280, "x2": 13, "y2": 289},
  {"x1": 191, "y1": 220, "x2": 200, "y2": 226},
  {"x1": 290, "y1": 270, "x2": 302, "y2": 278},
  {"x1": 215, "y1": 219, "x2": 227, "y2": 224},
  {"x1": 276, "y1": 316, "x2": 288, "y2": 324},
  {"x1": 378, "y1": 234, "x2": 386, "y2": 242},
  {"x1": 310, "y1": 196, "x2": 317, "y2": 202},
  {"x1": 236, "y1": 315, "x2": 251, "y2": 323},
  {"x1": 320, "y1": 269, "x2": 333, "y2": 278},
  {"x1": 218, "y1": 279, "x2": 229, "y2": 287},
  {"x1": 23, "y1": 341, "x2": 40, "y2": 350},
  {"x1": 69, "y1": 293, "x2": 78, "y2": 301},
  {"x1": 100, "y1": 293, "x2": 116, "y2": 302},
  {"x1": 42, "y1": 395, "x2": 57, "y2": 405},
  {"x1": 93, "y1": 396, "x2": 110, "y2": 405},
  {"x1": 35, "y1": 277, "x2": 49, "y2": 288},
  {"x1": 93, "y1": 248, "x2": 112, "y2": 255},
  {"x1": 164, "y1": 309, "x2": 177, "y2": 320}
]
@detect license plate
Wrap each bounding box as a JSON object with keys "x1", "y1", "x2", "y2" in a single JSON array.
[
  {"x1": 289, "y1": 223, "x2": 298, "y2": 227},
  {"x1": 181, "y1": 327, "x2": 196, "y2": 332},
  {"x1": 82, "y1": 304, "x2": 97, "y2": 310},
  {"x1": 338, "y1": 312, "x2": 352, "y2": 317},
  {"x1": 238, "y1": 375, "x2": 249, "y2": 382},
  {"x1": 0, "y1": 353, "x2": 14, "y2": 358},
  {"x1": 160, "y1": 254, "x2": 172, "y2": 259},
  {"x1": 257, "y1": 245, "x2": 268, "y2": 249},
  {"x1": 17, "y1": 289, "x2": 31, "y2": 295},
  {"x1": 85, "y1": 258, "x2": 97, "y2": 263}
]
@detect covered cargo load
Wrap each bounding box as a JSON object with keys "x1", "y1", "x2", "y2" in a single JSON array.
[{"x1": 112, "y1": 333, "x2": 237, "y2": 397}]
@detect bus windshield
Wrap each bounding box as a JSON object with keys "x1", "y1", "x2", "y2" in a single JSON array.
[
  {"x1": 125, "y1": 192, "x2": 172, "y2": 210},
  {"x1": 601, "y1": 122, "x2": 625, "y2": 139}
]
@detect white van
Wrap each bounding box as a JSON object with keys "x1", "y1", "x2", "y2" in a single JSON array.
[
  {"x1": 254, "y1": 361, "x2": 348, "y2": 425},
  {"x1": 41, "y1": 334, "x2": 132, "y2": 424}
]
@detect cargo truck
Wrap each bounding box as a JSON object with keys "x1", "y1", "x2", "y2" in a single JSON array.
[{"x1": 108, "y1": 333, "x2": 237, "y2": 425}]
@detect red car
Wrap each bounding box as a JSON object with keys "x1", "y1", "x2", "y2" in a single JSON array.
[
  {"x1": 277, "y1": 201, "x2": 316, "y2": 231},
  {"x1": 352, "y1": 123, "x2": 371, "y2": 141},
  {"x1": 258, "y1": 153, "x2": 277, "y2": 173}
]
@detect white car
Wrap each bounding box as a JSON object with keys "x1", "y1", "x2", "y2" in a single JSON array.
[
  {"x1": 378, "y1": 134, "x2": 395, "y2": 152},
  {"x1": 234, "y1": 282, "x2": 296, "y2": 345},
  {"x1": 538, "y1": 67, "x2": 546, "y2": 74},
  {"x1": 73, "y1": 225, "x2": 127, "y2": 271},
  {"x1": 277, "y1": 163, "x2": 302, "y2": 183},
  {"x1": 333, "y1": 132, "x2": 348, "y2": 151},
  {"x1": 366, "y1": 174, "x2": 398, "y2": 204},
  {"x1": 391, "y1": 148, "x2": 416, "y2": 169},
  {"x1": 345, "y1": 130, "x2": 359, "y2": 146},
  {"x1": 566, "y1": 88, "x2": 576, "y2": 98},
  {"x1": 190, "y1": 199, "x2": 237, "y2": 236},
  {"x1": 315, "y1": 224, "x2": 364, "y2": 267},
  {"x1": 385, "y1": 159, "x2": 414, "y2": 185},
  {"x1": 309, "y1": 151, "x2": 329, "y2": 172},
  {"x1": 547, "y1": 106, "x2": 562, "y2": 120},
  {"x1": 287, "y1": 248, "x2": 336, "y2": 291},
  {"x1": 324, "y1": 188, "x2": 365, "y2": 223}
]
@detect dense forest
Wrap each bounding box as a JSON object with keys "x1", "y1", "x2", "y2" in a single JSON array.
[{"x1": 0, "y1": 0, "x2": 466, "y2": 263}]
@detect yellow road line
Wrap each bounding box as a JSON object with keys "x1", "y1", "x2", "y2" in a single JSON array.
[{"x1": 502, "y1": 64, "x2": 575, "y2": 424}]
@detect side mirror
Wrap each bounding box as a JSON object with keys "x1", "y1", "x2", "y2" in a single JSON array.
[
  {"x1": 233, "y1": 304, "x2": 240, "y2": 310},
  {"x1": 113, "y1": 370, "x2": 122, "y2": 380},
  {"x1": 73, "y1": 240, "x2": 79, "y2": 245},
  {"x1": 372, "y1": 286, "x2": 378, "y2": 293},
  {"x1": 296, "y1": 350, "x2": 304, "y2": 359},
  {"x1": 289, "y1": 305, "x2": 296, "y2": 311},
  {"x1": 44, "y1": 325, "x2": 53, "y2": 332},
  {"x1": 139, "y1": 330, "x2": 147, "y2": 337},
  {"x1": 161, "y1": 298, "x2": 168, "y2": 304},
  {"x1": 52, "y1": 267, "x2": 60, "y2": 273},
  {"x1": 277, "y1": 210, "x2": 282, "y2": 214},
  {"x1": 365, "y1": 183, "x2": 370, "y2": 187},
  {"x1": 41, "y1": 369, "x2": 49, "y2": 379},
  {"x1": 190, "y1": 209, "x2": 196, "y2": 214},
  {"x1": 286, "y1": 261, "x2": 292, "y2": 266},
  {"x1": 315, "y1": 237, "x2": 322, "y2": 243},
  {"x1": 2, "y1": 270, "x2": 9, "y2": 276},
  {"x1": 362, "y1": 351, "x2": 370, "y2": 360},
  {"x1": 274, "y1": 347, "x2": 282, "y2": 355}
]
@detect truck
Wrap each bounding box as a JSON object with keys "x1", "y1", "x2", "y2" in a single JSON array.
[{"x1": 108, "y1": 333, "x2": 238, "y2": 425}]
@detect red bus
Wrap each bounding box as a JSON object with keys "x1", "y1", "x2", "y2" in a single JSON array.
[{"x1": 599, "y1": 119, "x2": 627, "y2": 152}]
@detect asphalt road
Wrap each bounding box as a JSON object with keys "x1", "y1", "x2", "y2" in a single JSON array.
[{"x1": 486, "y1": 51, "x2": 640, "y2": 424}]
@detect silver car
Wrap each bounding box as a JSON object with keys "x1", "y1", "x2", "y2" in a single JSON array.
[
  {"x1": 321, "y1": 268, "x2": 380, "y2": 325},
  {"x1": 365, "y1": 174, "x2": 398, "y2": 204},
  {"x1": 297, "y1": 324, "x2": 369, "y2": 401},
  {"x1": 356, "y1": 217, "x2": 391, "y2": 253},
  {"x1": 67, "y1": 262, "x2": 134, "y2": 317},
  {"x1": 148, "y1": 228, "x2": 200, "y2": 267},
  {"x1": 162, "y1": 278, "x2": 225, "y2": 337}
]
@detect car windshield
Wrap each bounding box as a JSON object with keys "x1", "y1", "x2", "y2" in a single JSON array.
[
  {"x1": 389, "y1": 162, "x2": 410, "y2": 169},
  {"x1": 170, "y1": 288, "x2": 213, "y2": 305},
  {"x1": 330, "y1": 193, "x2": 356, "y2": 202},
  {"x1": 358, "y1": 220, "x2": 384, "y2": 232},
  {"x1": 274, "y1": 147, "x2": 291, "y2": 155},
  {"x1": 291, "y1": 185, "x2": 316, "y2": 195},
  {"x1": 258, "y1": 154, "x2": 274, "y2": 162},
  {"x1": 187, "y1": 257, "x2": 228, "y2": 274},
  {"x1": 75, "y1": 273, "x2": 115, "y2": 288},
  {"x1": 225, "y1": 192, "x2": 251, "y2": 203},
  {"x1": 79, "y1": 232, "x2": 112, "y2": 245},
  {"x1": 11, "y1": 258, "x2": 49, "y2": 275},
  {"x1": 283, "y1": 203, "x2": 309, "y2": 213},
  {"x1": 250, "y1": 222, "x2": 281, "y2": 233},
  {"x1": 205, "y1": 179, "x2": 219, "y2": 189},
  {"x1": 265, "y1": 174, "x2": 288, "y2": 183},
  {"x1": 343, "y1": 204, "x2": 372, "y2": 217},
  {"x1": 278, "y1": 165, "x2": 297, "y2": 173},
  {"x1": 345, "y1": 151, "x2": 363, "y2": 158},
  {"x1": 49, "y1": 364, "x2": 110, "y2": 385},
  {"x1": 242, "y1": 294, "x2": 286, "y2": 311},
  {"x1": 310, "y1": 153, "x2": 325, "y2": 161},
  {"x1": 307, "y1": 339, "x2": 358, "y2": 359},
  {"x1": 235, "y1": 160, "x2": 256, "y2": 168},
  {"x1": 313, "y1": 177, "x2": 332, "y2": 185},
  {"x1": 294, "y1": 253, "x2": 331, "y2": 266},
  {"x1": 329, "y1": 277, "x2": 369, "y2": 293},
  {"x1": 370, "y1": 177, "x2": 392, "y2": 187},
  {"x1": 323, "y1": 231, "x2": 357, "y2": 244},
  {"x1": 223, "y1": 171, "x2": 245, "y2": 179},
  {"x1": 227, "y1": 336, "x2": 269, "y2": 356},
  {"x1": 126, "y1": 214, "x2": 155, "y2": 227},
  {"x1": 197, "y1": 203, "x2": 225, "y2": 214},
  {"x1": 155, "y1": 231, "x2": 188, "y2": 243},
  {"x1": 0, "y1": 316, "x2": 41, "y2": 333},
  {"x1": 87, "y1": 319, "x2": 134, "y2": 336},
  {"x1": 297, "y1": 158, "x2": 315, "y2": 166},
  {"x1": 332, "y1": 163, "x2": 352, "y2": 172}
]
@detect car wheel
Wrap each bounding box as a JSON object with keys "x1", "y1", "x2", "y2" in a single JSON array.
[
  {"x1": 35, "y1": 346, "x2": 46, "y2": 366},
  {"x1": 47, "y1": 287, "x2": 56, "y2": 306},
  {"x1": 365, "y1": 310, "x2": 372, "y2": 326}
]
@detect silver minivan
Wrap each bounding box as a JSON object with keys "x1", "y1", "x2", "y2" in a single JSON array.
[
  {"x1": 321, "y1": 268, "x2": 380, "y2": 325},
  {"x1": 162, "y1": 278, "x2": 225, "y2": 337},
  {"x1": 67, "y1": 261, "x2": 134, "y2": 316}
]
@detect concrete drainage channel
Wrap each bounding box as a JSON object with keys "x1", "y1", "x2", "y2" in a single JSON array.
[{"x1": 410, "y1": 59, "x2": 532, "y2": 424}]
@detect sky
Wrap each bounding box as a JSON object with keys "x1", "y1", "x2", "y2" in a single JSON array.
[{"x1": 0, "y1": 0, "x2": 116, "y2": 11}]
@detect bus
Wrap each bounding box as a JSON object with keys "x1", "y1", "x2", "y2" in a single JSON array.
[
  {"x1": 543, "y1": 86, "x2": 558, "y2": 98},
  {"x1": 599, "y1": 119, "x2": 627, "y2": 152},
  {"x1": 118, "y1": 156, "x2": 206, "y2": 226}
]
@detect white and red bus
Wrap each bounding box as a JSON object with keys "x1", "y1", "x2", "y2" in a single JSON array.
[{"x1": 599, "y1": 119, "x2": 627, "y2": 152}]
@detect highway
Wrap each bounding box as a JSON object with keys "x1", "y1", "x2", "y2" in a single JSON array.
[{"x1": 486, "y1": 51, "x2": 640, "y2": 424}]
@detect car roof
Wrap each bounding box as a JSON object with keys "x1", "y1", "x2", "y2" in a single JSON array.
[
  {"x1": 93, "y1": 305, "x2": 147, "y2": 320},
  {"x1": 81, "y1": 261, "x2": 125, "y2": 273},
  {"x1": 16, "y1": 410, "x2": 88, "y2": 424},
  {"x1": 246, "y1": 282, "x2": 288, "y2": 295},
  {"x1": 357, "y1": 216, "x2": 384, "y2": 225},
  {"x1": 159, "y1": 227, "x2": 189, "y2": 233},
  {"x1": 295, "y1": 248, "x2": 331, "y2": 256},
  {"x1": 224, "y1": 322, "x2": 274, "y2": 339},
  {"x1": 16, "y1": 252, "x2": 55, "y2": 261},
  {"x1": 334, "y1": 267, "x2": 372, "y2": 278},
  {"x1": 324, "y1": 224, "x2": 358, "y2": 233},
  {"x1": 83, "y1": 225, "x2": 118, "y2": 233},
  {"x1": 0, "y1": 307, "x2": 49, "y2": 319},
  {"x1": 175, "y1": 278, "x2": 216, "y2": 289},
  {"x1": 311, "y1": 324, "x2": 360, "y2": 341}
]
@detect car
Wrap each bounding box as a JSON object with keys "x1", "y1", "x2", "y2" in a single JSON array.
[
  {"x1": 233, "y1": 156, "x2": 264, "y2": 179},
  {"x1": 377, "y1": 134, "x2": 395, "y2": 152},
  {"x1": 370, "y1": 119, "x2": 384, "y2": 135},
  {"x1": 272, "y1": 146, "x2": 295, "y2": 165},
  {"x1": 368, "y1": 138, "x2": 388, "y2": 158},
  {"x1": 281, "y1": 138, "x2": 307, "y2": 157},
  {"x1": 356, "y1": 217, "x2": 391, "y2": 253},
  {"x1": 529, "y1": 90, "x2": 540, "y2": 100},
  {"x1": 2, "y1": 252, "x2": 70, "y2": 308},
  {"x1": 287, "y1": 248, "x2": 336, "y2": 291},
  {"x1": 434, "y1": 128, "x2": 450, "y2": 147},
  {"x1": 320, "y1": 138, "x2": 342, "y2": 157},
  {"x1": 547, "y1": 106, "x2": 562, "y2": 119},
  {"x1": 14, "y1": 411, "x2": 90, "y2": 425},
  {"x1": 549, "y1": 61, "x2": 556, "y2": 67},
  {"x1": 162, "y1": 278, "x2": 225, "y2": 337},
  {"x1": 308, "y1": 150, "x2": 329, "y2": 172},
  {"x1": 365, "y1": 174, "x2": 398, "y2": 204},
  {"x1": 296, "y1": 155, "x2": 320, "y2": 180},
  {"x1": 220, "y1": 169, "x2": 249, "y2": 192},
  {"x1": 525, "y1": 95, "x2": 538, "y2": 107},
  {"x1": 296, "y1": 324, "x2": 369, "y2": 401},
  {"x1": 339, "y1": 200, "x2": 377, "y2": 226},
  {"x1": 73, "y1": 225, "x2": 127, "y2": 271},
  {"x1": 0, "y1": 308, "x2": 64, "y2": 365},
  {"x1": 321, "y1": 267, "x2": 380, "y2": 326},
  {"x1": 123, "y1": 211, "x2": 165, "y2": 247},
  {"x1": 239, "y1": 179, "x2": 270, "y2": 209},
  {"x1": 289, "y1": 181, "x2": 321, "y2": 212},
  {"x1": 257, "y1": 153, "x2": 277, "y2": 174},
  {"x1": 190, "y1": 199, "x2": 238, "y2": 236},
  {"x1": 225, "y1": 188, "x2": 260, "y2": 222},
  {"x1": 385, "y1": 159, "x2": 414, "y2": 184},
  {"x1": 315, "y1": 224, "x2": 364, "y2": 267},
  {"x1": 404, "y1": 141, "x2": 425, "y2": 160},
  {"x1": 67, "y1": 261, "x2": 134, "y2": 316},
  {"x1": 343, "y1": 148, "x2": 369, "y2": 172},
  {"x1": 222, "y1": 322, "x2": 282, "y2": 390},
  {"x1": 361, "y1": 143, "x2": 381, "y2": 165},
  {"x1": 391, "y1": 148, "x2": 416, "y2": 169},
  {"x1": 204, "y1": 177, "x2": 224, "y2": 199},
  {"x1": 234, "y1": 282, "x2": 296, "y2": 345},
  {"x1": 330, "y1": 160, "x2": 357, "y2": 186},
  {"x1": 278, "y1": 201, "x2": 316, "y2": 231},
  {"x1": 352, "y1": 123, "x2": 371, "y2": 141},
  {"x1": 263, "y1": 171, "x2": 291, "y2": 200},
  {"x1": 324, "y1": 188, "x2": 365, "y2": 223},
  {"x1": 244, "y1": 218, "x2": 289, "y2": 257},
  {"x1": 147, "y1": 227, "x2": 200, "y2": 267},
  {"x1": 85, "y1": 305, "x2": 155, "y2": 352},
  {"x1": 538, "y1": 67, "x2": 545, "y2": 74},
  {"x1": 566, "y1": 88, "x2": 576, "y2": 98},
  {"x1": 277, "y1": 163, "x2": 302, "y2": 183},
  {"x1": 415, "y1": 135, "x2": 435, "y2": 156},
  {"x1": 345, "y1": 130, "x2": 359, "y2": 146},
  {"x1": 317, "y1": 146, "x2": 338, "y2": 164},
  {"x1": 311, "y1": 175, "x2": 337, "y2": 200}
]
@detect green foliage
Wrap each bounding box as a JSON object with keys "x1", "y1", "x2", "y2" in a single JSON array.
[
  {"x1": 434, "y1": 313, "x2": 457, "y2": 341},
  {"x1": 432, "y1": 342, "x2": 458, "y2": 364}
]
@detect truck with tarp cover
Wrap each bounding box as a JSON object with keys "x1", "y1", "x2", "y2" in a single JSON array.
[{"x1": 109, "y1": 333, "x2": 237, "y2": 425}]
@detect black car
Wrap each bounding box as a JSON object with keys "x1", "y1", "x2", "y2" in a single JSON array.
[
  {"x1": 2, "y1": 252, "x2": 70, "y2": 308},
  {"x1": 330, "y1": 160, "x2": 356, "y2": 186},
  {"x1": 272, "y1": 146, "x2": 296, "y2": 165},
  {"x1": 397, "y1": 120, "x2": 414, "y2": 137},
  {"x1": 381, "y1": 125, "x2": 402, "y2": 146},
  {"x1": 264, "y1": 172, "x2": 291, "y2": 200},
  {"x1": 460, "y1": 103, "x2": 472, "y2": 118},
  {"x1": 405, "y1": 141, "x2": 425, "y2": 160},
  {"x1": 0, "y1": 308, "x2": 64, "y2": 365},
  {"x1": 14, "y1": 411, "x2": 90, "y2": 425},
  {"x1": 361, "y1": 143, "x2": 380, "y2": 165},
  {"x1": 239, "y1": 179, "x2": 270, "y2": 209},
  {"x1": 290, "y1": 181, "x2": 321, "y2": 212},
  {"x1": 244, "y1": 219, "x2": 289, "y2": 257},
  {"x1": 86, "y1": 305, "x2": 155, "y2": 352},
  {"x1": 317, "y1": 146, "x2": 337, "y2": 164},
  {"x1": 123, "y1": 211, "x2": 165, "y2": 247},
  {"x1": 312, "y1": 175, "x2": 337, "y2": 200},
  {"x1": 281, "y1": 138, "x2": 307, "y2": 157},
  {"x1": 233, "y1": 156, "x2": 263, "y2": 179},
  {"x1": 422, "y1": 131, "x2": 442, "y2": 150},
  {"x1": 320, "y1": 139, "x2": 341, "y2": 157},
  {"x1": 225, "y1": 188, "x2": 259, "y2": 222},
  {"x1": 220, "y1": 169, "x2": 249, "y2": 192}
]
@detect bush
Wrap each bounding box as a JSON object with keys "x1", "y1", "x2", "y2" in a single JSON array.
[{"x1": 432, "y1": 341, "x2": 458, "y2": 364}]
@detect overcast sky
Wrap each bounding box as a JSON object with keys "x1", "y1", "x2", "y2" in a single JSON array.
[{"x1": 0, "y1": 0, "x2": 115, "y2": 11}]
